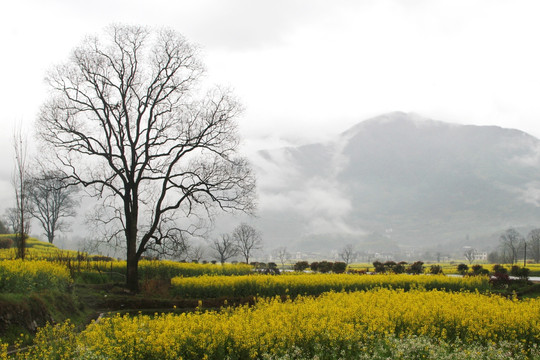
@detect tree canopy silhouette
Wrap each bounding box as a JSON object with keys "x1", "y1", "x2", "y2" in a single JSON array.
[{"x1": 37, "y1": 25, "x2": 256, "y2": 291}]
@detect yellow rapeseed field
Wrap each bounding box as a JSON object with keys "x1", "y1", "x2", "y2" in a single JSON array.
[
  {"x1": 75, "y1": 259, "x2": 253, "y2": 281},
  {"x1": 0, "y1": 259, "x2": 71, "y2": 293},
  {"x1": 2, "y1": 288, "x2": 538, "y2": 359},
  {"x1": 170, "y1": 273, "x2": 492, "y2": 298}
]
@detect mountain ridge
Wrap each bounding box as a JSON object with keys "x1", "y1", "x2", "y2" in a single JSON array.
[{"x1": 252, "y1": 112, "x2": 540, "y2": 254}]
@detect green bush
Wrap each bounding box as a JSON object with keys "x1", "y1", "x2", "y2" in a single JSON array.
[
  {"x1": 394, "y1": 262, "x2": 407, "y2": 274},
  {"x1": 509, "y1": 266, "x2": 530, "y2": 280},
  {"x1": 317, "y1": 261, "x2": 333, "y2": 273},
  {"x1": 517, "y1": 267, "x2": 530, "y2": 280},
  {"x1": 492, "y1": 264, "x2": 507, "y2": 274},
  {"x1": 510, "y1": 265, "x2": 521, "y2": 276},
  {"x1": 471, "y1": 264, "x2": 484, "y2": 275},
  {"x1": 293, "y1": 261, "x2": 309, "y2": 272},
  {"x1": 0, "y1": 237, "x2": 13, "y2": 249},
  {"x1": 332, "y1": 262, "x2": 347, "y2": 274},
  {"x1": 407, "y1": 261, "x2": 424, "y2": 274},
  {"x1": 457, "y1": 263, "x2": 469, "y2": 274},
  {"x1": 373, "y1": 261, "x2": 386, "y2": 273},
  {"x1": 429, "y1": 265, "x2": 443, "y2": 275},
  {"x1": 384, "y1": 261, "x2": 396, "y2": 273}
]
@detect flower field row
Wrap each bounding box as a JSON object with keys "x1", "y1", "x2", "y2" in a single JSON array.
[
  {"x1": 170, "y1": 273, "x2": 492, "y2": 298},
  {"x1": 3, "y1": 288, "x2": 539, "y2": 359},
  {"x1": 0, "y1": 258, "x2": 255, "y2": 291},
  {"x1": 78, "y1": 259, "x2": 253, "y2": 280},
  {"x1": 0, "y1": 259, "x2": 71, "y2": 293},
  {"x1": 348, "y1": 262, "x2": 540, "y2": 276},
  {"x1": 0, "y1": 236, "x2": 73, "y2": 261}
]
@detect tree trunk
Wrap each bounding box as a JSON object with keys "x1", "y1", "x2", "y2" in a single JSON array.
[
  {"x1": 125, "y1": 207, "x2": 139, "y2": 292},
  {"x1": 18, "y1": 206, "x2": 25, "y2": 260},
  {"x1": 126, "y1": 238, "x2": 139, "y2": 292}
]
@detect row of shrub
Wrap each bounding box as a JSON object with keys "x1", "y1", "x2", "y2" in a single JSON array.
[
  {"x1": 291, "y1": 260, "x2": 428, "y2": 274},
  {"x1": 455, "y1": 263, "x2": 531, "y2": 278},
  {"x1": 292, "y1": 261, "x2": 348, "y2": 273},
  {"x1": 349, "y1": 261, "x2": 532, "y2": 279}
]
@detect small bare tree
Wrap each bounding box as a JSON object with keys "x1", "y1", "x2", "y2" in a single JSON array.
[
  {"x1": 463, "y1": 247, "x2": 477, "y2": 264},
  {"x1": 37, "y1": 25, "x2": 255, "y2": 291},
  {"x1": 28, "y1": 171, "x2": 78, "y2": 244},
  {"x1": 527, "y1": 228, "x2": 540, "y2": 263},
  {"x1": 499, "y1": 228, "x2": 523, "y2": 265},
  {"x1": 4, "y1": 207, "x2": 30, "y2": 235},
  {"x1": 0, "y1": 219, "x2": 8, "y2": 234},
  {"x1": 274, "y1": 246, "x2": 289, "y2": 268},
  {"x1": 232, "y1": 223, "x2": 262, "y2": 264},
  {"x1": 339, "y1": 244, "x2": 356, "y2": 265},
  {"x1": 189, "y1": 244, "x2": 206, "y2": 262},
  {"x1": 211, "y1": 234, "x2": 238, "y2": 264},
  {"x1": 12, "y1": 128, "x2": 31, "y2": 259}
]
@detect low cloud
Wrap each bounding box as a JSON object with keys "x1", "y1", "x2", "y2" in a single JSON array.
[{"x1": 253, "y1": 145, "x2": 363, "y2": 238}]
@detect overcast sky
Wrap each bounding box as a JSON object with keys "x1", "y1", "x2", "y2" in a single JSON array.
[{"x1": 1, "y1": 0, "x2": 540, "y2": 226}]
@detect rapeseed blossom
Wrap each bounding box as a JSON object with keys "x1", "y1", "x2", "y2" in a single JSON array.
[
  {"x1": 170, "y1": 273, "x2": 491, "y2": 298},
  {"x1": 0, "y1": 259, "x2": 71, "y2": 293},
  {"x1": 2, "y1": 288, "x2": 538, "y2": 359}
]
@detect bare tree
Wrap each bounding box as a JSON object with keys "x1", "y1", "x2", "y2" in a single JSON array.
[
  {"x1": 339, "y1": 244, "x2": 356, "y2": 265},
  {"x1": 37, "y1": 25, "x2": 255, "y2": 291},
  {"x1": 189, "y1": 244, "x2": 206, "y2": 262},
  {"x1": 4, "y1": 207, "x2": 29, "y2": 235},
  {"x1": 528, "y1": 228, "x2": 540, "y2": 263},
  {"x1": 232, "y1": 223, "x2": 262, "y2": 264},
  {"x1": 210, "y1": 234, "x2": 238, "y2": 264},
  {"x1": 27, "y1": 171, "x2": 78, "y2": 244},
  {"x1": 463, "y1": 247, "x2": 477, "y2": 264},
  {"x1": 12, "y1": 128, "x2": 31, "y2": 259},
  {"x1": 499, "y1": 228, "x2": 523, "y2": 265},
  {"x1": 0, "y1": 219, "x2": 8, "y2": 234},
  {"x1": 273, "y1": 246, "x2": 289, "y2": 268}
]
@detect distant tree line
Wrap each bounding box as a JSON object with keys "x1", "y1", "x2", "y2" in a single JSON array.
[
  {"x1": 488, "y1": 228, "x2": 540, "y2": 264},
  {"x1": 209, "y1": 223, "x2": 263, "y2": 264},
  {"x1": 292, "y1": 260, "x2": 347, "y2": 273}
]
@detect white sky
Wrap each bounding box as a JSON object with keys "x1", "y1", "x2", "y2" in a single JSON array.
[{"x1": 1, "y1": 0, "x2": 540, "y2": 223}]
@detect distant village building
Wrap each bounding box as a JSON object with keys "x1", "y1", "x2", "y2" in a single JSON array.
[{"x1": 474, "y1": 252, "x2": 487, "y2": 261}]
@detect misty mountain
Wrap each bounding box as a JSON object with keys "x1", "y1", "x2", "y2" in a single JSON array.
[{"x1": 252, "y1": 112, "x2": 540, "y2": 253}]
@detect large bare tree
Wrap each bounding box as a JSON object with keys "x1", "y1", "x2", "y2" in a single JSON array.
[
  {"x1": 37, "y1": 25, "x2": 256, "y2": 291},
  {"x1": 232, "y1": 223, "x2": 262, "y2": 264},
  {"x1": 28, "y1": 171, "x2": 78, "y2": 244}
]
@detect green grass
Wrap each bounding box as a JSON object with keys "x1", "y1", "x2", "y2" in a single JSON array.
[{"x1": 0, "y1": 290, "x2": 87, "y2": 346}]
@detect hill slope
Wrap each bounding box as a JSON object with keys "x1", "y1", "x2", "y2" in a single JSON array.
[{"x1": 252, "y1": 112, "x2": 540, "y2": 252}]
